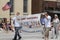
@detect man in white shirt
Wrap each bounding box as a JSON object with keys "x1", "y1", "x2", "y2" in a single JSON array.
[
  {"x1": 12, "y1": 12, "x2": 22, "y2": 40},
  {"x1": 44, "y1": 13, "x2": 51, "y2": 40}
]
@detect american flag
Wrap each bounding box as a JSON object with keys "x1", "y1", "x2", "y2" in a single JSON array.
[{"x1": 2, "y1": 2, "x2": 11, "y2": 11}]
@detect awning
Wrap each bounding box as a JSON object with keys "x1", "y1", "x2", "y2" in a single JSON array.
[{"x1": 45, "y1": 10, "x2": 60, "y2": 14}]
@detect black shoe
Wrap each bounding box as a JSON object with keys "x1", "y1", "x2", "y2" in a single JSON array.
[
  {"x1": 13, "y1": 39, "x2": 17, "y2": 40},
  {"x1": 42, "y1": 37, "x2": 44, "y2": 39},
  {"x1": 51, "y1": 37, "x2": 53, "y2": 39},
  {"x1": 19, "y1": 37, "x2": 21, "y2": 39},
  {"x1": 18, "y1": 37, "x2": 21, "y2": 40},
  {"x1": 55, "y1": 36, "x2": 58, "y2": 39}
]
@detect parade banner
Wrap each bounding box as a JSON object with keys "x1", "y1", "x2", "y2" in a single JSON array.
[
  {"x1": 18, "y1": 14, "x2": 41, "y2": 28},
  {"x1": 16, "y1": 14, "x2": 41, "y2": 32}
]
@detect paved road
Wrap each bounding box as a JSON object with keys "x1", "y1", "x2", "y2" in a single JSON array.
[{"x1": 0, "y1": 27, "x2": 60, "y2": 40}]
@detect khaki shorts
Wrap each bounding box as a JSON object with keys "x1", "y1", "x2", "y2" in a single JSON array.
[{"x1": 44, "y1": 27, "x2": 51, "y2": 37}]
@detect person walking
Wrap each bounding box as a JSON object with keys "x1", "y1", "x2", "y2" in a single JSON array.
[
  {"x1": 12, "y1": 12, "x2": 22, "y2": 40},
  {"x1": 40, "y1": 13, "x2": 45, "y2": 38},
  {"x1": 44, "y1": 13, "x2": 51, "y2": 40},
  {"x1": 52, "y1": 14, "x2": 59, "y2": 38}
]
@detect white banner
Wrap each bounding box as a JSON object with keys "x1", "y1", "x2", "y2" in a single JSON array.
[{"x1": 17, "y1": 14, "x2": 41, "y2": 28}]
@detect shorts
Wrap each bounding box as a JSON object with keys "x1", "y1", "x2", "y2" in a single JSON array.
[{"x1": 45, "y1": 27, "x2": 51, "y2": 37}]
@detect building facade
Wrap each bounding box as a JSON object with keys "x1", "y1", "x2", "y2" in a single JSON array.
[
  {"x1": 0, "y1": 0, "x2": 60, "y2": 22},
  {"x1": 0, "y1": 0, "x2": 32, "y2": 18},
  {"x1": 0, "y1": 0, "x2": 32, "y2": 22},
  {"x1": 44, "y1": 0, "x2": 60, "y2": 19}
]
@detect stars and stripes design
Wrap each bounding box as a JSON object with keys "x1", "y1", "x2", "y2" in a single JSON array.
[{"x1": 2, "y1": 2, "x2": 11, "y2": 11}]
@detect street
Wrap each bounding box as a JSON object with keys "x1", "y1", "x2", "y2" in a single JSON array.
[{"x1": 0, "y1": 27, "x2": 60, "y2": 40}]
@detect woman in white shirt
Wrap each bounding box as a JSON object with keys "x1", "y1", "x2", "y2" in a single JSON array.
[{"x1": 52, "y1": 14, "x2": 60, "y2": 38}]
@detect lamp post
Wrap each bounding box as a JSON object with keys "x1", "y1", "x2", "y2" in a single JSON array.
[{"x1": 10, "y1": 0, "x2": 14, "y2": 25}]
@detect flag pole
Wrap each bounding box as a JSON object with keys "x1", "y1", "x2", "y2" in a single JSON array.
[
  {"x1": 9, "y1": 1, "x2": 11, "y2": 25},
  {"x1": 10, "y1": 0, "x2": 14, "y2": 25},
  {"x1": 10, "y1": 0, "x2": 12, "y2": 25}
]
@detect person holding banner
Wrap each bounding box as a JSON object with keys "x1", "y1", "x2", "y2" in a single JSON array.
[
  {"x1": 44, "y1": 13, "x2": 51, "y2": 40},
  {"x1": 40, "y1": 13, "x2": 45, "y2": 38},
  {"x1": 12, "y1": 12, "x2": 22, "y2": 40}
]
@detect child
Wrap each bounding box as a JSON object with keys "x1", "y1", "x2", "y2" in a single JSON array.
[{"x1": 6, "y1": 21, "x2": 14, "y2": 32}]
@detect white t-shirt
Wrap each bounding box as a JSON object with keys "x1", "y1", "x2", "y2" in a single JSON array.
[
  {"x1": 44, "y1": 15, "x2": 51, "y2": 27},
  {"x1": 53, "y1": 18, "x2": 59, "y2": 23},
  {"x1": 13, "y1": 16, "x2": 21, "y2": 27}
]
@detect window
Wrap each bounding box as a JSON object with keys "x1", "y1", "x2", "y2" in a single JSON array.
[
  {"x1": 48, "y1": 7, "x2": 53, "y2": 10},
  {"x1": 45, "y1": 7, "x2": 54, "y2": 11},
  {"x1": 23, "y1": 0, "x2": 28, "y2": 13},
  {"x1": 56, "y1": 2, "x2": 60, "y2": 11},
  {"x1": 57, "y1": 2, "x2": 60, "y2": 7},
  {"x1": 23, "y1": 13, "x2": 28, "y2": 16}
]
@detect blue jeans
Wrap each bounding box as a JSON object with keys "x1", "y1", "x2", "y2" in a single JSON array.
[{"x1": 14, "y1": 27, "x2": 22, "y2": 39}]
